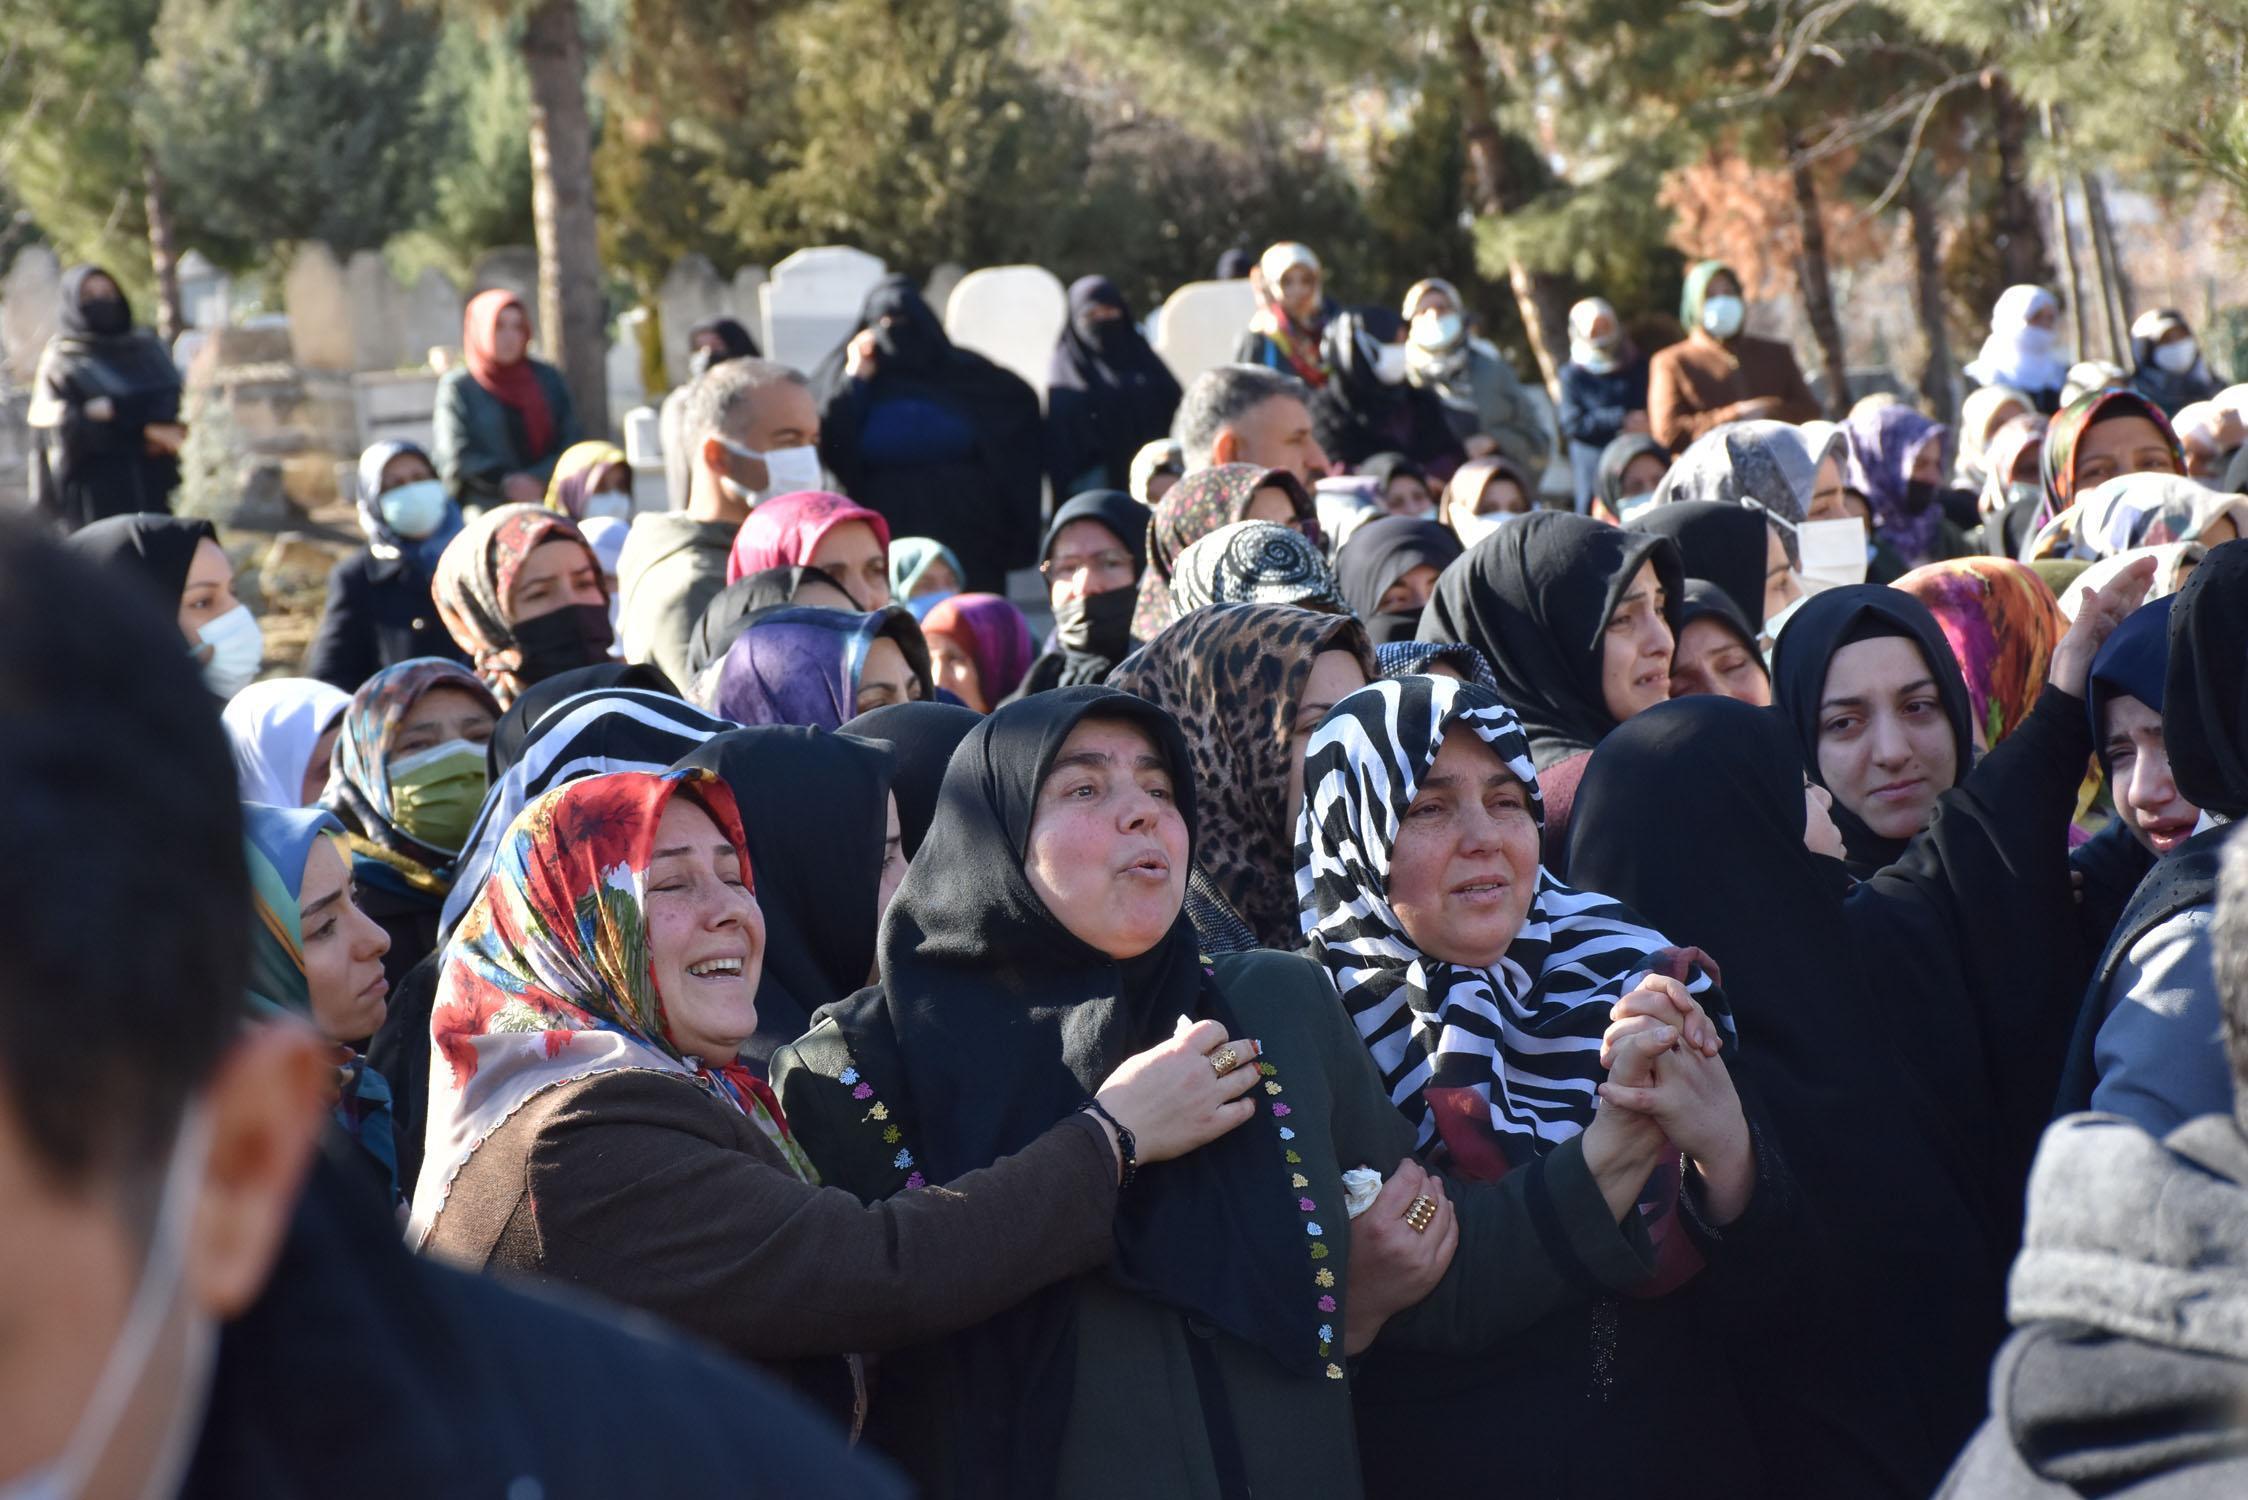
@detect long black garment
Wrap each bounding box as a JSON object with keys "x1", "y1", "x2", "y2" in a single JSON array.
[
  {"x1": 1043, "y1": 276, "x2": 1182, "y2": 499},
  {"x1": 1625, "y1": 500, "x2": 1772, "y2": 628},
  {"x1": 1308, "y1": 308, "x2": 1466, "y2": 474},
  {"x1": 1332, "y1": 515, "x2": 1461, "y2": 646},
  {"x1": 1011, "y1": 489, "x2": 1150, "y2": 698},
  {"x1": 815, "y1": 275, "x2": 1044, "y2": 593},
  {"x1": 839, "y1": 700, "x2": 981, "y2": 858},
  {"x1": 799, "y1": 687, "x2": 1308, "y2": 1497},
  {"x1": 1768, "y1": 583, "x2": 1976, "y2": 877},
  {"x1": 29, "y1": 266, "x2": 185, "y2": 529},
  {"x1": 674, "y1": 727, "x2": 894, "y2": 1066}
]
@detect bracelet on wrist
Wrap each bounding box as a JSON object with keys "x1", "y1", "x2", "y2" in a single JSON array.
[{"x1": 1080, "y1": 1097, "x2": 1136, "y2": 1189}]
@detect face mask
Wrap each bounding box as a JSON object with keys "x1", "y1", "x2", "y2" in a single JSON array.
[
  {"x1": 1410, "y1": 311, "x2": 1463, "y2": 353},
  {"x1": 2006, "y1": 479, "x2": 2044, "y2": 512},
  {"x1": 1701, "y1": 295, "x2": 1746, "y2": 340},
  {"x1": 2017, "y1": 323, "x2": 2056, "y2": 356},
  {"x1": 2153, "y1": 338, "x2": 2200, "y2": 375},
  {"x1": 1, "y1": 1105, "x2": 218, "y2": 1500},
  {"x1": 377, "y1": 479, "x2": 450, "y2": 541},
  {"x1": 1450, "y1": 507, "x2": 1519, "y2": 551},
  {"x1": 1371, "y1": 342, "x2": 1412, "y2": 386},
  {"x1": 1795, "y1": 517, "x2": 1870, "y2": 590},
  {"x1": 1902, "y1": 479, "x2": 1938, "y2": 517},
  {"x1": 79, "y1": 296, "x2": 130, "y2": 338},
  {"x1": 510, "y1": 602, "x2": 615, "y2": 687},
  {"x1": 718, "y1": 439, "x2": 824, "y2": 509},
  {"x1": 1366, "y1": 608, "x2": 1425, "y2": 648},
  {"x1": 196, "y1": 604, "x2": 263, "y2": 699},
  {"x1": 386, "y1": 738, "x2": 489, "y2": 855},
  {"x1": 1054, "y1": 584, "x2": 1137, "y2": 659},
  {"x1": 580, "y1": 489, "x2": 634, "y2": 523},
  {"x1": 1614, "y1": 490, "x2": 1660, "y2": 524}
]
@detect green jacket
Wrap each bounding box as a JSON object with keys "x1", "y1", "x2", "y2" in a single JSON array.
[
  {"x1": 432, "y1": 361, "x2": 579, "y2": 512},
  {"x1": 773, "y1": 948, "x2": 1656, "y2": 1500}
]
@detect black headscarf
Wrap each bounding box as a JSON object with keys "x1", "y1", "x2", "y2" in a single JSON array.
[
  {"x1": 838, "y1": 700, "x2": 981, "y2": 859},
  {"x1": 674, "y1": 727, "x2": 894, "y2": 1066},
  {"x1": 62, "y1": 512, "x2": 216, "y2": 610},
  {"x1": 1011, "y1": 489, "x2": 1152, "y2": 697},
  {"x1": 1416, "y1": 510, "x2": 1684, "y2": 769},
  {"x1": 686, "y1": 316, "x2": 760, "y2": 378},
  {"x1": 1567, "y1": 695, "x2": 2006, "y2": 1496},
  {"x1": 1626, "y1": 501, "x2": 1772, "y2": 627},
  {"x1": 822, "y1": 686, "x2": 1309, "y2": 1492},
  {"x1": 1311, "y1": 308, "x2": 1466, "y2": 473},
  {"x1": 35, "y1": 270, "x2": 186, "y2": 531},
  {"x1": 59, "y1": 263, "x2": 135, "y2": 339},
  {"x1": 683, "y1": 565, "x2": 847, "y2": 684},
  {"x1": 485, "y1": 661, "x2": 681, "y2": 781},
  {"x1": 1333, "y1": 515, "x2": 1462, "y2": 645},
  {"x1": 1597, "y1": 432, "x2": 1672, "y2": 516},
  {"x1": 1676, "y1": 579, "x2": 1763, "y2": 663},
  {"x1": 1046, "y1": 276, "x2": 1182, "y2": 497},
  {"x1": 1768, "y1": 585, "x2": 1975, "y2": 876},
  {"x1": 2164, "y1": 537, "x2": 2248, "y2": 817}
]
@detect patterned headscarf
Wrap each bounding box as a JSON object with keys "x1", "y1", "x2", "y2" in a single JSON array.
[
  {"x1": 1110, "y1": 603, "x2": 1374, "y2": 950},
  {"x1": 1168, "y1": 521, "x2": 1347, "y2": 621},
  {"x1": 1651, "y1": 419, "x2": 1844, "y2": 565},
  {"x1": 1842, "y1": 404, "x2": 1949, "y2": 568},
  {"x1": 1372, "y1": 640, "x2": 1499, "y2": 690},
  {"x1": 1296, "y1": 675, "x2": 1724, "y2": 1162},
  {"x1": 2075, "y1": 472, "x2": 2243, "y2": 558},
  {"x1": 328, "y1": 657, "x2": 500, "y2": 870},
  {"x1": 921, "y1": 593, "x2": 1035, "y2": 707},
  {"x1": 542, "y1": 440, "x2": 629, "y2": 522},
  {"x1": 725, "y1": 490, "x2": 892, "y2": 587},
  {"x1": 1133, "y1": 464, "x2": 1318, "y2": 640},
  {"x1": 1896, "y1": 558, "x2": 2065, "y2": 750},
  {"x1": 409, "y1": 769, "x2": 809, "y2": 1246},
  {"x1": 432, "y1": 503, "x2": 604, "y2": 697},
  {"x1": 2037, "y1": 388, "x2": 2182, "y2": 531},
  {"x1": 354, "y1": 439, "x2": 462, "y2": 568},
  {"x1": 1248, "y1": 242, "x2": 1329, "y2": 388}
]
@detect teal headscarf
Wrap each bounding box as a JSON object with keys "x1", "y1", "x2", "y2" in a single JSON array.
[
  {"x1": 889, "y1": 536, "x2": 965, "y2": 603},
  {"x1": 1679, "y1": 260, "x2": 1735, "y2": 331}
]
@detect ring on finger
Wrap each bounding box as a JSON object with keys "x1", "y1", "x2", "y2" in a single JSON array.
[
  {"x1": 1404, "y1": 1194, "x2": 1438, "y2": 1233},
  {"x1": 1210, "y1": 1045, "x2": 1241, "y2": 1079}
]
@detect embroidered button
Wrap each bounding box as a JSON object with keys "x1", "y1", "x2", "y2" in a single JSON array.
[
  {"x1": 1298, "y1": 1197, "x2": 1316, "y2": 1212},
  {"x1": 1291, "y1": 1173, "x2": 1308, "y2": 1188},
  {"x1": 1318, "y1": 1294, "x2": 1337, "y2": 1312},
  {"x1": 1326, "y1": 1363, "x2": 1344, "y2": 1380}
]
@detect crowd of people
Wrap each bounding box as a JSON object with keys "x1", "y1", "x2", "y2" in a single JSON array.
[{"x1": 9, "y1": 242, "x2": 2248, "y2": 1497}]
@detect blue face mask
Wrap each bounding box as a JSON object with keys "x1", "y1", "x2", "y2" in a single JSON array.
[{"x1": 378, "y1": 479, "x2": 450, "y2": 541}]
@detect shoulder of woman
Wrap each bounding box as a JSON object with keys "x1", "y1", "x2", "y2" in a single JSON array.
[
  {"x1": 537, "y1": 1066, "x2": 739, "y2": 1139},
  {"x1": 1210, "y1": 949, "x2": 1351, "y2": 1030}
]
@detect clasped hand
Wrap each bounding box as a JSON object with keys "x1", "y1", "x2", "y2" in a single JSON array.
[{"x1": 1593, "y1": 976, "x2": 1755, "y2": 1225}]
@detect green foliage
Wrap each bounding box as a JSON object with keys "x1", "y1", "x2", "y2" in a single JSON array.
[{"x1": 413, "y1": 16, "x2": 540, "y2": 276}]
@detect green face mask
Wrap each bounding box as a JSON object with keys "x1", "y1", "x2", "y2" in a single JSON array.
[{"x1": 387, "y1": 738, "x2": 488, "y2": 855}]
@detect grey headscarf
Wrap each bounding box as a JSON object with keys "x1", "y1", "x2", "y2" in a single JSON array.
[{"x1": 1651, "y1": 419, "x2": 1844, "y2": 564}]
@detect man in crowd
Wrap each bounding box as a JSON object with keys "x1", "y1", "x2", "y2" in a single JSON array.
[{"x1": 1171, "y1": 362, "x2": 1330, "y2": 488}]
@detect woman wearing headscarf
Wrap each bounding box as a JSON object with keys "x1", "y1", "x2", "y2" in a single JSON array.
[
  {"x1": 702, "y1": 605, "x2": 932, "y2": 730},
  {"x1": 815, "y1": 275, "x2": 1044, "y2": 594},
  {"x1": 541, "y1": 440, "x2": 634, "y2": 525},
  {"x1": 724, "y1": 489, "x2": 893, "y2": 608},
  {"x1": 840, "y1": 699, "x2": 982, "y2": 859},
  {"x1": 1435, "y1": 453, "x2": 1536, "y2": 550},
  {"x1": 1129, "y1": 438, "x2": 1184, "y2": 506},
  {"x1": 1843, "y1": 403, "x2": 1970, "y2": 569},
  {"x1": 1953, "y1": 385, "x2": 2031, "y2": 494},
  {"x1": 223, "y1": 677, "x2": 352, "y2": 807},
  {"x1": 27, "y1": 265, "x2": 186, "y2": 529},
  {"x1": 1418, "y1": 511, "x2": 1685, "y2": 866},
  {"x1": 1400, "y1": 278, "x2": 1552, "y2": 478},
  {"x1": 2042, "y1": 470, "x2": 2248, "y2": 562},
  {"x1": 776, "y1": 684, "x2": 1700, "y2": 1498},
  {"x1": 1045, "y1": 275, "x2": 1184, "y2": 500},
  {"x1": 1298, "y1": 675, "x2": 1768, "y2": 1499},
  {"x1": 1168, "y1": 521, "x2": 1348, "y2": 622},
  {"x1": 307, "y1": 440, "x2": 473, "y2": 689},
  {"x1": 1665, "y1": 582, "x2": 1771, "y2": 705},
  {"x1": 1014, "y1": 489, "x2": 1151, "y2": 700},
  {"x1": 1647, "y1": 261, "x2": 1820, "y2": 453},
  {"x1": 1964, "y1": 285, "x2": 2070, "y2": 414},
  {"x1": 1896, "y1": 558, "x2": 2067, "y2": 756},
  {"x1": 1309, "y1": 308, "x2": 1467, "y2": 477},
  {"x1": 1109, "y1": 604, "x2": 1375, "y2": 952},
  {"x1": 432, "y1": 503, "x2": 614, "y2": 708},
  {"x1": 2028, "y1": 388, "x2": 2185, "y2": 551},
  {"x1": 1132, "y1": 463, "x2": 1317, "y2": 641},
  {"x1": 413, "y1": 767, "x2": 1273, "y2": 1426},
  {"x1": 1595, "y1": 432, "x2": 1673, "y2": 524},
  {"x1": 1651, "y1": 419, "x2": 1849, "y2": 564},
  {"x1": 660, "y1": 315, "x2": 763, "y2": 507},
  {"x1": 1627, "y1": 500, "x2": 1797, "y2": 634},
  {"x1": 922, "y1": 594, "x2": 1036, "y2": 713},
  {"x1": 1977, "y1": 411, "x2": 2051, "y2": 557},
  {"x1": 2057, "y1": 541, "x2": 2206, "y2": 619},
  {"x1": 1334, "y1": 515, "x2": 1463, "y2": 646},
  {"x1": 1558, "y1": 297, "x2": 1652, "y2": 513},
  {"x1": 683, "y1": 564, "x2": 856, "y2": 684},
  {"x1": 1355, "y1": 452, "x2": 1437, "y2": 518},
  {"x1": 1236, "y1": 242, "x2": 1334, "y2": 387},
  {"x1": 1372, "y1": 639, "x2": 1497, "y2": 689},
  {"x1": 243, "y1": 802, "x2": 399, "y2": 1202},
  {"x1": 889, "y1": 536, "x2": 964, "y2": 613},
  {"x1": 2070, "y1": 595, "x2": 2193, "y2": 962},
  {"x1": 434, "y1": 289, "x2": 579, "y2": 512},
  {"x1": 2128, "y1": 307, "x2": 2224, "y2": 416},
  {"x1": 323, "y1": 657, "x2": 501, "y2": 988},
  {"x1": 63, "y1": 512, "x2": 266, "y2": 699}
]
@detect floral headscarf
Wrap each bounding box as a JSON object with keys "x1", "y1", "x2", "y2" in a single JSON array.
[
  {"x1": 1168, "y1": 521, "x2": 1347, "y2": 621},
  {"x1": 725, "y1": 490, "x2": 892, "y2": 587},
  {"x1": 2037, "y1": 389, "x2": 2182, "y2": 530},
  {"x1": 2075, "y1": 472, "x2": 2245, "y2": 557},
  {"x1": 327, "y1": 657, "x2": 499, "y2": 875},
  {"x1": 1842, "y1": 404, "x2": 1949, "y2": 568},
  {"x1": 409, "y1": 769, "x2": 809, "y2": 1246},
  {"x1": 1896, "y1": 558, "x2": 2065, "y2": 750},
  {"x1": 1132, "y1": 463, "x2": 1318, "y2": 641},
  {"x1": 1248, "y1": 242, "x2": 1329, "y2": 388},
  {"x1": 432, "y1": 503, "x2": 605, "y2": 698}
]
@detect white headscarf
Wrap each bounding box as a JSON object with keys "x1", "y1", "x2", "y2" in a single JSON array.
[
  {"x1": 1964, "y1": 285, "x2": 2069, "y2": 396},
  {"x1": 222, "y1": 677, "x2": 352, "y2": 806},
  {"x1": 1567, "y1": 297, "x2": 1621, "y2": 373}
]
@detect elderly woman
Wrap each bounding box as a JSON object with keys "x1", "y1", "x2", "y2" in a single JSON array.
[
  {"x1": 432, "y1": 503, "x2": 614, "y2": 708},
  {"x1": 28, "y1": 266, "x2": 187, "y2": 529},
  {"x1": 1400, "y1": 277, "x2": 1551, "y2": 478},
  {"x1": 774, "y1": 684, "x2": 1719, "y2": 1497},
  {"x1": 412, "y1": 766, "x2": 1272, "y2": 1426},
  {"x1": 64, "y1": 513, "x2": 265, "y2": 699},
  {"x1": 433, "y1": 290, "x2": 579, "y2": 512},
  {"x1": 309, "y1": 440, "x2": 473, "y2": 689},
  {"x1": 1132, "y1": 464, "x2": 1318, "y2": 640},
  {"x1": 726, "y1": 489, "x2": 893, "y2": 610},
  {"x1": 1557, "y1": 296, "x2": 1651, "y2": 512}
]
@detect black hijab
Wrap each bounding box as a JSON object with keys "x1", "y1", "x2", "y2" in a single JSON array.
[
  {"x1": 683, "y1": 565, "x2": 847, "y2": 683},
  {"x1": 1626, "y1": 501, "x2": 1771, "y2": 627},
  {"x1": 2165, "y1": 538, "x2": 2248, "y2": 818},
  {"x1": 1333, "y1": 515, "x2": 1462, "y2": 645},
  {"x1": 1417, "y1": 510, "x2": 1684, "y2": 769},
  {"x1": 674, "y1": 727, "x2": 894, "y2": 1066},
  {"x1": 60, "y1": 263, "x2": 135, "y2": 339},
  {"x1": 1676, "y1": 579, "x2": 1762, "y2": 662},
  {"x1": 485, "y1": 661, "x2": 682, "y2": 781},
  {"x1": 62, "y1": 512, "x2": 216, "y2": 609},
  {"x1": 838, "y1": 700, "x2": 981, "y2": 859},
  {"x1": 686, "y1": 316, "x2": 760, "y2": 376},
  {"x1": 814, "y1": 275, "x2": 953, "y2": 394},
  {"x1": 1768, "y1": 585, "x2": 1974, "y2": 876},
  {"x1": 1014, "y1": 489, "x2": 1152, "y2": 694},
  {"x1": 1597, "y1": 432, "x2": 1672, "y2": 515},
  {"x1": 824, "y1": 686, "x2": 1309, "y2": 1490},
  {"x1": 1046, "y1": 277, "x2": 1182, "y2": 475}
]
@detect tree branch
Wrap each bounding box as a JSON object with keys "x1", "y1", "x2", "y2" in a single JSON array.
[{"x1": 1716, "y1": 0, "x2": 1864, "y2": 107}]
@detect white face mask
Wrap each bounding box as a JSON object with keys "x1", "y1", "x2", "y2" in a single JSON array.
[
  {"x1": 1410, "y1": 311, "x2": 1463, "y2": 353},
  {"x1": 1450, "y1": 507, "x2": 1520, "y2": 551},
  {"x1": 1795, "y1": 516, "x2": 1870, "y2": 590},
  {"x1": 579, "y1": 489, "x2": 634, "y2": 523},
  {"x1": 1613, "y1": 490, "x2": 1660, "y2": 523},
  {"x1": 1701, "y1": 295, "x2": 1746, "y2": 340},
  {"x1": 2153, "y1": 338, "x2": 2200, "y2": 375},
  {"x1": 196, "y1": 604, "x2": 264, "y2": 700},
  {"x1": 718, "y1": 440, "x2": 824, "y2": 509},
  {"x1": 1, "y1": 1105, "x2": 218, "y2": 1500},
  {"x1": 376, "y1": 479, "x2": 449, "y2": 541},
  {"x1": 1371, "y1": 342, "x2": 1412, "y2": 386}
]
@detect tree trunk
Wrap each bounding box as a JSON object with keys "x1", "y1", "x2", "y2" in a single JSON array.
[
  {"x1": 1788, "y1": 145, "x2": 1851, "y2": 415},
  {"x1": 1450, "y1": 7, "x2": 1567, "y2": 401},
  {"x1": 1989, "y1": 76, "x2": 2049, "y2": 287},
  {"x1": 2082, "y1": 172, "x2": 2135, "y2": 358},
  {"x1": 2039, "y1": 102, "x2": 2090, "y2": 358},
  {"x1": 522, "y1": 0, "x2": 608, "y2": 436},
  {"x1": 1904, "y1": 167, "x2": 1955, "y2": 426},
  {"x1": 142, "y1": 155, "x2": 183, "y2": 344}
]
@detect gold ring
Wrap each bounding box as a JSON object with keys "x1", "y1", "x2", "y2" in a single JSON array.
[
  {"x1": 1405, "y1": 1194, "x2": 1437, "y2": 1233},
  {"x1": 1210, "y1": 1046, "x2": 1240, "y2": 1078}
]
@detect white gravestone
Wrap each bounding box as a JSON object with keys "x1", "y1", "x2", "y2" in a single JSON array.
[
  {"x1": 944, "y1": 265, "x2": 1067, "y2": 400},
  {"x1": 1, "y1": 246, "x2": 63, "y2": 388},
  {"x1": 1152, "y1": 278, "x2": 1259, "y2": 389},
  {"x1": 283, "y1": 243, "x2": 356, "y2": 374},
  {"x1": 657, "y1": 255, "x2": 732, "y2": 388},
  {"x1": 758, "y1": 246, "x2": 886, "y2": 373}
]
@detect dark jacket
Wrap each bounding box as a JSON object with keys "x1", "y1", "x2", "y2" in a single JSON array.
[
  {"x1": 306, "y1": 548, "x2": 470, "y2": 691},
  {"x1": 433, "y1": 362, "x2": 579, "y2": 511},
  {"x1": 182, "y1": 1154, "x2": 905, "y2": 1498},
  {"x1": 1557, "y1": 356, "x2": 1651, "y2": 451},
  {"x1": 27, "y1": 329, "x2": 183, "y2": 529}
]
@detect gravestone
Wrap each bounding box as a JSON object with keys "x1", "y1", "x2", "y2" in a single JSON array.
[
  {"x1": 1, "y1": 245, "x2": 63, "y2": 388},
  {"x1": 924, "y1": 262, "x2": 968, "y2": 319},
  {"x1": 176, "y1": 250, "x2": 234, "y2": 331},
  {"x1": 608, "y1": 306, "x2": 650, "y2": 421},
  {"x1": 400, "y1": 268, "x2": 464, "y2": 370},
  {"x1": 759, "y1": 246, "x2": 886, "y2": 371},
  {"x1": 345, "y1": 249, "x2": 402, "y2": 371},
  {"x1": 730, "y1": 265, "x2": 769, "y2": 344},
  {"x1": 945, "y1": 265, "x2": 1067, "y2": 400},
  {"x1": 283, "y1": 243, "x2": 355, "y2": 373},
  {"x1": 1152, "y1": 278, "x2": 1258, "y2": 388},
  {"x1": 658, "y1": 254, "x2": 732, "y2": 387},
  {"x1": 468, "y1": 248, "x2": 542, "y2": 335}
]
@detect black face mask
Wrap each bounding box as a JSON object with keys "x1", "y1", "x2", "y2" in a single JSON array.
[
  {"x1": 1366, "y1": 607, "x2": 1425, "y2": 647},
  {"x1": 80, "y1": 296, "x2": 130, "y2": 338},
  {"x1": 1902, "y1": 479, "x2": 1938, "y2": 517},
  {"x1": 511, "y1": 602, "x2": 615, "y2": 687},
  {"x1": 1054, "y1": 584, "x2": 1137, "y2": 660}
]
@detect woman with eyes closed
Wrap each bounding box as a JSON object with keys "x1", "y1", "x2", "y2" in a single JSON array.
[{"x1": 414, "y1": 768, "x2": 1264, "y2": 1425}]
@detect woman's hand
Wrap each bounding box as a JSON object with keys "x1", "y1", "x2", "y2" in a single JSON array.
[
  {"x1": 85, "y1": 396, "x2": 116, "y2": 422},
  {"x1": 846, "y1": 330, "x2": 880, "y2": 380},
  {"x1": 1606, "y1": 975, "x2": 1722, "y2": 1060},
  {"x1": 500, "y1": 472, "x2": 545, "y2": 505},
  {"x1": 1343, "y1": 1159, "x2": 1458, "y2": 1354},
  {"x1": 2048, "y1": 555, "x2": 2155, "y2": 697},
  {"x1": 1597, "y1": 1028, "x2": 1756, "y2": 1226},
  {"x1": 1092, "y1": 1018, "x2": 1263, "y2": 1174},
  {"x1": 143, "y1": 422, "x2": 186, "y2": 457}
]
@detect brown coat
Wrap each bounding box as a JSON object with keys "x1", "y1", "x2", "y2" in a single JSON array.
[{"x1": 1648, "y1": 330, "x2": 1821, "y2": 452}]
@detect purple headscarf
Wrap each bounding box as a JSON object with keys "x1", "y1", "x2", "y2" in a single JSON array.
[
  {"x1": 708, "y1": 606, "x2": 932, "y2": 730},
  {"x1": 1843, "y1": 404, "x2": 1949, "y2": 568}
]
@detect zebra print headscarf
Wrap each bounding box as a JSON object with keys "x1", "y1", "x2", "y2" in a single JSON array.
[{"x1": 1295, "y1": 674, "x2": 1727, "y2": 1161}]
